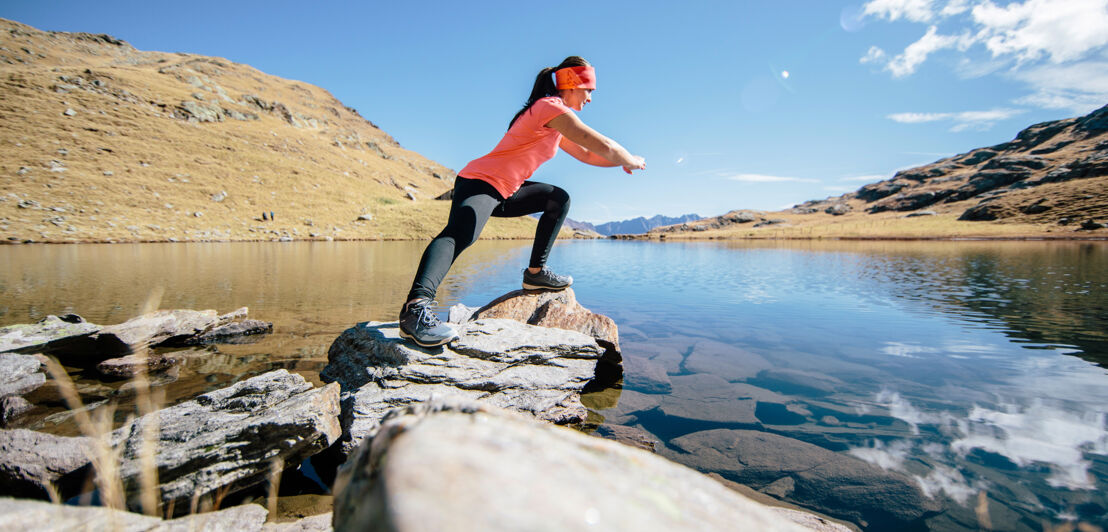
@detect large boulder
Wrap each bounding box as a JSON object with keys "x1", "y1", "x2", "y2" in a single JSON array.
[
  {"x1": 666, "y1": 429, "x2": 942, "y2": 529},
  {"x1": 0, "y1": 429, "x2": 92, "y2": 500},
  {"x1": 0, "y1": 497, "x2": 270, "y2": 531},
  {"x1": 91, "y1": 309, "x2": 227, "y2": 355},
  {"x1": 112, "y1": 370, "x2": 341, "y2": 515},
  {"x1": 320, "y1": 319, "x2": 604, "y2": 457},
  {"x1": 333, "y1": 400, "x2": 814, "y2": 531},
  {"x1": 469, "y1": 288, "x2": 620, "y2": 362},
  {"x1": 0, "y1": 353, "x2": 45, "y2": 398},
  {"x1": 0, "y1": 314, "x2": 99, "y2": 355}
]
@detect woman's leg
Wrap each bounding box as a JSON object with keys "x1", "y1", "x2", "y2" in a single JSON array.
[
  {"x1": 493, "y1": 181, "x2": 571, "y2": 269},
  {"x1": 406, "y1": 178, "x2": 502, "y2": 302}
]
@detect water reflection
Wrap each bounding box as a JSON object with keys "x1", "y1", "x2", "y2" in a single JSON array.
[{"x1": 3, "y1": 239, "x2": 1107, "y2": 530}]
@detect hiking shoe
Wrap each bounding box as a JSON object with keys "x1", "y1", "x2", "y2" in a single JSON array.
[
  {"x1": 522, "y1": 267, "x2": 573, "y2": 291},
  {"x1": 399, "y1": 300, "x2": 459, "y2": 347}
]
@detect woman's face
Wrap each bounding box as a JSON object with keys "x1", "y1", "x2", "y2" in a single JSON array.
[{"x1": 560, "y1": 88, "x2": 592, "y2": 111}]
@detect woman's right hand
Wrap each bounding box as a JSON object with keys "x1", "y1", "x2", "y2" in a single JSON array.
[{"x1": 622, "y1": 156, "x2": 646, "y2": 174}]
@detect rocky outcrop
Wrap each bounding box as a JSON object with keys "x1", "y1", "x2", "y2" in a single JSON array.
[
  {"x1": 0, "y1": 498, "x2": 271, "y2": 531},
  {"x1": 665, "y1": 429, "x2": 942, "y2": 529},
  {"x1": 112, "y1": 370, "x2": 341, "y2": 514},
  {"x1": 0, "y1": 314, "x2": 99, "y2": 355},
  {"x1": 0, "y1": 429, "x2": 92, "y2": 500},
  {"x1": 0, "y1": 308, "x2": 272, "y2": 364},
  {"x1": 468, "y1": 288, "x2": 620, "y2": 362},
  {"x1": 320, "y1": 319, "x2": 605, "y2": 457},
  {"x1": 333, "y1": 400, "x2": 817, "y2": 531}
]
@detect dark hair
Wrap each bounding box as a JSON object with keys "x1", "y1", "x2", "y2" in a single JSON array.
[{"x1": 509, "y1": 56, "x2": 590, "y2": 128}]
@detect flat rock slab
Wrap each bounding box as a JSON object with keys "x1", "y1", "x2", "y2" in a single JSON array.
[
  {"x1": 683, "y1": 339, "x2": 772, "y2": 382},
  {"x1": 667, "y1": 429, "x2": 942, "y2": 529},
  {"x1": 113, "y1": 369, "x2": 341, "y2": 514},
  {"x1": 0, "y1": 498, "x2": 269, "y2": 531},
  {"x1": 333, "y1": 400, "x2": 812, "y2": 532},
  {"x1": 0, "y1": 314, "x2": 99, "y2": 355},
  {"x1": 0, "y1": 353, "x2": 45, "y2": 398},
  {"x1": 96, "y1": 352, "x2": 181, "y2": 378},
  {"x1": 320, "y1": 319, "x2": 604, "y2": 457},
  {"x1": 0, "y1": 429, "x2": 92, "y2": 500}
]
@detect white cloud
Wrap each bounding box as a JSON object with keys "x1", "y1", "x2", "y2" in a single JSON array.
[
  {"x1": 887, "y1": 26, "x2": 966, "y2": 77},
  {"x1": 860, "y1": 46, "x2": 887, "y2": 65},
  {"x1": 951, "y1": 400, "x2": 1108, "y2": 490},
  {"x1": 727, "y1": 174, "x2": 819, "y2": 183},
  {"x1": 849, "y1": 439, "x2": 914, "y2": 470},
  {"x1": 1012, "y1": 60, "x2": 1108, "y2": 113},
  {"x1": 972, "y1": 0, "x2": 1108, "y2": 64},
  {"x1": 863, "y1": 0, "x2": 937, "y2": 22},
  {"x1": 862, "y1": 0, "x2": 1108, "y2": 111},
  {"x1": 914, "y1": 465, "x2": 979, "y2": 504},
  {"x1": 886, "y1": 107, "x2": 1024, "y2": 131}
]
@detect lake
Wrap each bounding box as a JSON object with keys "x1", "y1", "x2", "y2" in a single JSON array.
[{"x1": 2, "y1": 239, "x2": 1106, "y2": 530}]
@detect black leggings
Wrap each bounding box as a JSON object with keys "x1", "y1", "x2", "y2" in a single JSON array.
[{"x1": 406, "y1": 177, "x2": 571, "y2": 302}]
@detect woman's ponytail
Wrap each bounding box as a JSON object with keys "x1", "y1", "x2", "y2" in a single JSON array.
[{"x1": 509, "y1": 56, "x2": 590, "y2": 128}]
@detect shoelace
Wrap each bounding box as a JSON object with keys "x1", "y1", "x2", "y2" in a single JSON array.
[{"x1": 412, "y1": 301, "x2": 442, "y2": 327}]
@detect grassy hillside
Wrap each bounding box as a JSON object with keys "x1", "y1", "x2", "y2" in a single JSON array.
[
  {"x1": 654, "y1": 105, "x2": 1107, "y2": 240},
  {"x1": 0, "y1": 18, "x2": 548, "y2": 243}
]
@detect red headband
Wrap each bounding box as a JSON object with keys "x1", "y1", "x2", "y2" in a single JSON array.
[{"x1": 554, "y1": 65, "x2": 596, "y2": 90}]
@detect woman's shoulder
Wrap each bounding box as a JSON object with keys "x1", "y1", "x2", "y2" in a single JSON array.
[{"x1": 527, "y1": 96, "x2": 572, "y2": 123}]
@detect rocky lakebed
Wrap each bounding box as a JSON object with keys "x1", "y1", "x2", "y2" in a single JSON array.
[{"x1": 0, "y1": 287, "x2": 969, "y2": 531}]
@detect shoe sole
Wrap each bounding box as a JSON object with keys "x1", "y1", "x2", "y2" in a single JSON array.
[
  {"x1": 399, "y1": 328, "x2": 458, "y2": 347},
  {"x1": 522, "y1": 282, "x2": 571, "y2": 291}
]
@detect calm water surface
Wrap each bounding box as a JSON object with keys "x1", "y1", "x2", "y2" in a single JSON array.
[{"x1": 2, "y1": 239, "x2": 1106, "y2": 530}]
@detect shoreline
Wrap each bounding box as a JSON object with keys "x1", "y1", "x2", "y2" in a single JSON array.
[{"x1": 4, "y1": 234, "x2": 1107, "y2": 245}]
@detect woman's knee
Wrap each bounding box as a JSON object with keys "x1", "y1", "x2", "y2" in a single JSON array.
[{"x1": 548, "y1": 186, "x2": 571, "y2": 213}]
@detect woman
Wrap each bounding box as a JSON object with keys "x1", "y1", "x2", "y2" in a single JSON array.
[{"x1": 400, "y1": 56, "x2": 646, "y2": 347}]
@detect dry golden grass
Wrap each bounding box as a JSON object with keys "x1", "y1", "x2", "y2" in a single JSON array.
[
  {"x1": 0, "y1": 18, "x2": 548, "y2": 243},
  {"x1": 655, "y1": 175, "x2": 1107, "y2": 241}
]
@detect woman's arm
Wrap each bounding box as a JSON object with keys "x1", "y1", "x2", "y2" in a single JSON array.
[{"x1": 547, "y1": 112, "x2": 646, "y2": 173}]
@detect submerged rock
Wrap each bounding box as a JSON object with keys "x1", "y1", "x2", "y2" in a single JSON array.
[
  {"x1": 112, "y1": 369, "x2": 341, "y2": 515},
  {"x1": 333, "y1": 400, "x2": 812, "y2": 531},
  {"x1": 320, "y1": 319, "x2": 604, "y2": 457},
  {"x1": 666, "y1": 429, "x2": 941, "y2": 529},
  {"x1": 0, "y1": 429, "x2": 92, "y2": 500},
  {"x1": 182, "y1": 319, "x2": 274, "y2": 345}
]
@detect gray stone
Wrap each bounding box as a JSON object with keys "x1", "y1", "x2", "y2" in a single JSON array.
[
  {"x1": 824, "y1": 203, "x2": 851, "y2": 216},
  {"x1": 0, "y1": 314, "x2": 99, "y2": 355},
  {"x1": 0, "y1": 396, "x2": 33, "y2": 426},
  {"x1": 262, "y1": 513, "x2": 332, "y2": 531},
  {"x1": 594, "y1": 424, "x2": 659, "y2": 452},
  {"x1": 320, "y1": 319, "x2": 604, "y2": 457},
  {"x1": 113, "y1": 370, "x2": 341, "y2": 515},
  {"x1": 446, "y1": 303, "x2": 477, "y2": 324},
  {"x1": 0, "y1": 353, "x2": 45, "y2": 398},
  {"x1": 684, "y1": 339, "x2": 772, "y2": 381},
  {"x1": 0, "y1": 497, "x2": 162, "y2": 531},
  {"x1": 182, "y1": 319, "x2": 273, "y2": 345},
  {"x1": 0, "y1": 498, "x2": 270, "y2": 531},
  {"x1": 89, "y1": 309, "x2": 230, "y2": 356},
  {"x1": 333, "y1": 400, "x2": 811, "y2": 532},
  {"x1": 667, "y1": 429, "x2": 941, "y2": 529},
  {"x1": 97, "y1": 352, "x2": 181, "y2": 378},
  {"x1": 177, "y1": 100, "x2": 224, "y2": 123},
  {"x1": 0, "y1": 429, "x2": 92, "y2": 499},
  {"x1": 152, "y1": 504, "x2": 268, "y2": 531},
  {"x1": 622, "y1": 354, "x2": 671, "y2": 393}
]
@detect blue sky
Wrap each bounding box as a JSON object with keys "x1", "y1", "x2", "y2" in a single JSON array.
[{"x1": 4, "y1": 0, "x2": 1106, "y2": 223}]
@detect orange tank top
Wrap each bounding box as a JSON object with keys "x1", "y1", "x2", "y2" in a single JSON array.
[{"x1": 458, "y1": 96, "x2": 572, "y2": 198}]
